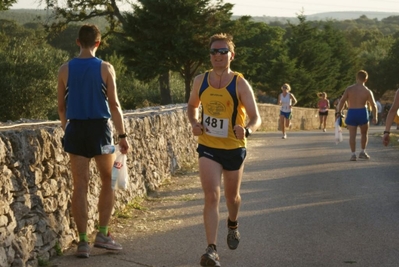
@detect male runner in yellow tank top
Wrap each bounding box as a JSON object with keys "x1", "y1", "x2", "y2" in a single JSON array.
[{"x1": 187, "y1": 33, "x2": 262, "y2": 267}]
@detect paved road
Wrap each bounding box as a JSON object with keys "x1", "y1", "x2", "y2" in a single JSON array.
[{"x1": 50, "y1": 126, "x2": 399, "y2": 267}]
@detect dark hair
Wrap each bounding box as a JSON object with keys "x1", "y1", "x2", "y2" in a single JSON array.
[{"x1": 78, "y1": 24, "x2": 101, "y2": 48}]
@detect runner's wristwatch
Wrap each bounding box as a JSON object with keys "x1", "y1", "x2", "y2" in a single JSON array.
[
  {"x1": 118, "y1": 133, "x2": 127, "y2": 139},
  {"x1": 245, "y1": 127, "x2": 252, "y2": 138}
]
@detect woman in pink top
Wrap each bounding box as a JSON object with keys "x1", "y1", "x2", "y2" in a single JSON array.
[{"x1": 317, "y1": 92, "x2": 330, "y2": 132}]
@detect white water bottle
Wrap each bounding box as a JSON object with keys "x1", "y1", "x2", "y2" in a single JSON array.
[{"x1": 101, "y1": 145, "x2": 116, "y2": 154}]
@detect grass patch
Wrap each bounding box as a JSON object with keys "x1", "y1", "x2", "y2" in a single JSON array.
[
  {"x1": 126, "y1": 198, "x2": 148, "y2": 211},
  {"x1": 114, "y1": 197, "x2": 148, "y2": 219},
  {"x1": 38, "y1": 258, "x2": 49, "y2": 266},
  {"x1": 147, "y1": 194, "x2": 197, "y2": 203},
  {"x1": 54, "y1": 241, "x2": 62, "y2": 256}
]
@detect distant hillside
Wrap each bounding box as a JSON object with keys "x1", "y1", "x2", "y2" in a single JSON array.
[
  {"x1": 306, "y1": 11, "x2": 399, "y2": 21},
  {"x1": 0, "y1": 9, "x2": 48, "y2": 24},
  {"x1": 247, "y1": 11, "x2": 399, "y2": 24},
  {"x1": 3, "y1": 9, "x2": 399, "y2": 26},
  {"x1": 0, "y1": 9, "x2": 107, "y2": 29}
]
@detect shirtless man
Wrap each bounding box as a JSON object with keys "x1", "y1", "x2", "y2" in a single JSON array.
[{"x1": 336, "y1": 70, "x2": 377, "y2": 161}]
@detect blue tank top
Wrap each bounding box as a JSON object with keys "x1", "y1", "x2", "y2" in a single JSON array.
[{"x1": 66, "y1": 57, "x2": 111, "y2": 120}]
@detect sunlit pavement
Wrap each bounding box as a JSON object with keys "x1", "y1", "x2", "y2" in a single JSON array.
[{"x1": 50, "y1": 125, "x2": 399, "y2": 267}]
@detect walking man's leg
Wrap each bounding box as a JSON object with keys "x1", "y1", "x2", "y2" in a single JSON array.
[
  {"x1": 93, "y1": 154, "x2": 123, "y2": 250},
  {"x1": 359, "y1": 123, "x2": 370, "y2": 159},
  {"x1": 347, "y1": 125, "x2": 358, "y2": 161},
  {"x1": 70, "y1": 154, "x2": 91, "y2": 258}
]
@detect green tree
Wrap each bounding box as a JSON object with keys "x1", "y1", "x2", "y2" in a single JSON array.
[
  {"x1": 357, "y1": 35, "x2": 394, "y2": 99},
  {"x1": 47, "y1": 24, "x2": 81, "y2": 57},
  {"x1": 0, "y1": 20, "x2": 69, "y2": 121},
  {"x1": 344, "y1": 28, "x2": 384, "y2": 49},
  {"x1": 285, "y1": 15, "x2": 356, "y2": 106},
  {"x1": 0, "y1": 0, "x2": 17, "y2": 10},
  {"x1": 46, "y1": 0, "x2": 126, "y2": 35},
  {"x1": 378, "y1": 32, "x2": 399, "y2": 92},
  {"x1": 46, "y1": 0, "x2": 232, "y2": 104},
  {"x1": 121, "y1": 0, "x2": 233, "y2": 103},
  {"x1": 226, "y1": 17, "x2": 289, "y2": 96},
  {"x1": 321, "y1": 23, "x2": 357, "y2": 97}
]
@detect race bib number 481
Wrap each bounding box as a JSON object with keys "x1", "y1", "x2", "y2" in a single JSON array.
[{"x1": 203, "y1": 114, "x2": 229, "y2": 138}]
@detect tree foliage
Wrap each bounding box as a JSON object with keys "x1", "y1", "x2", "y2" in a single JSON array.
[
  {"x1": 227, "y1": 17, "x2": 289, "y2": 96},
  {"x1": 0, "y1": 0, "x2": 17, "y2": 10},
  {"x1": 283, "y1": 15, "x2": 357, "y2": 106},
  {"x1": 45, "y1": 0, "x2": 126, "y2": 36},
  {"x1": 357, "y1": 36, "x2": 394, "y2": 99},
  {"x1": 378, "y1": 32, "x2": 399, "y2": 92},
  {"x1": 0, "y1": 20, "x2": 69, "y2": 121},
  {"x1": 2, "y1": 8, "x2": 399, "y2": 120},
  {"x1": 121, "y1": 0, "x2": 234, "y2": 102}
]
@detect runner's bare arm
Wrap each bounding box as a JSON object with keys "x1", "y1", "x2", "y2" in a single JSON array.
[
  {"x1": 57, "y1": 63, "x2": 68, "y2": 130},
  {"x1": 187, "y1": 74, "x2": 204, "y2": 136}
]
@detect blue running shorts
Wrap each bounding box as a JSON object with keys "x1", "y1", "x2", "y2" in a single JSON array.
[
  {"x1": 280, "y1": 111, "x2": 292, "y2": 119},
  {"x1": 345, "y1": 108, "x2": 369, "y2": 126}
]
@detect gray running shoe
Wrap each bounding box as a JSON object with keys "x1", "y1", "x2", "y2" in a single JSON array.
[
  {"x1": 75, "y1": 241, "x2": 90, "y2": 258},
  {"x1": 350, "y1": 154, "x2": 357, "y2": 161},
  {"x1": 94, "y1": 232, "x2": 123, "y2": 250},
  {"x1": 227, "y1": 227, "x2": 240, "y2": 250},
  {"x1": 200, "y1": 246, "x2": 221, "y2": 267},
  {"x1": 358, "y1": 151, "x2": 370, "y2": 159}
]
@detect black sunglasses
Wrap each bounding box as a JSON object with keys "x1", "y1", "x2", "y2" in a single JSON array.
[{"x1": 210, "y1": 48, "x2": 230, "y2": 55}]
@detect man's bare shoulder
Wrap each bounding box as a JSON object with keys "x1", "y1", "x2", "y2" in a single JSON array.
[
  {"x1": 345, "y1": 84, "x2": 355, "y2": 90},
  {"x1": 192, "y1": 73, "x2": 206, "y2": 89},
  {"x1": 101, "y1": 60, "x2": 114, "y2": 70},
  {"x1": 364, "y1": 86, "x2": 374, "y2": 93},
  {"x1": 58, "y1": 61, "x2": 69, "y2": 72},
  {"x1": 58, "y1": 61, "x2": 70, "y2": 78},
  {"x1": 347, "y1": 83, "x2": 370, "y2": 92},
  {"x1": 194, "y1": 72, "x2": 206, "y2": 81}
]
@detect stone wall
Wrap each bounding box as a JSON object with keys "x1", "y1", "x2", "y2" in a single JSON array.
[
  {"x1": 0, "y1": 103, "x2": 334, "y2": 267},
  {"x1": 0, "y1": 104, "x2": 197, "y2": 267},
  {"x1": 257, "y1": 103, "x2": 336, "y2": 131}
]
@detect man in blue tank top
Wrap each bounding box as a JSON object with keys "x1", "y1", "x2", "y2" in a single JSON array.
[{"x1": 57, "y1": 24, "x2": 129, "y2": 258}]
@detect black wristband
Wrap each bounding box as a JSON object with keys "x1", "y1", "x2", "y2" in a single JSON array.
[
  {"x1": 118, "y1": 133, "x2": 127, "y2": 139},
  {"x1": 383, "y1": 131, "x2": 390, "y2": 135},
  {"x1": 245, "y1": 127, "x2": 252, "y2": 138}
]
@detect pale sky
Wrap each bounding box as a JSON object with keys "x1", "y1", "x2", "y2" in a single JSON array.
[{"x1": 11, "y1": 0, "x2": 399, "y2": 18}]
